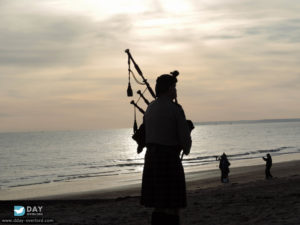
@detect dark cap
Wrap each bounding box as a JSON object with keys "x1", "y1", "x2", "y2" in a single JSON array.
[{"x1": 155, "y1": 74, "x2": 177, "y2": 97}]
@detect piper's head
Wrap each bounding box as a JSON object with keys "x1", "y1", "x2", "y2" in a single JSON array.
[{"x1": 155, "y1": 74, "x2": 177, "y2": 100}]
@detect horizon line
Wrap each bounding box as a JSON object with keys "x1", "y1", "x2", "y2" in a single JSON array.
[{"x1": 1, "y1": 118, "x2": 300, "y2": 134}]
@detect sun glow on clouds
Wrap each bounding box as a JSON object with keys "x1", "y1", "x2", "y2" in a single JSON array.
[
  {"x1": 41, "y1": 0, "x2": 196, "y2": 20},
  {"x1": 40, "y1": 0, "x2": 152, "y2": 19},
  {"x1": 159, "y1": 0, "x2": 194, "y2": 13}
]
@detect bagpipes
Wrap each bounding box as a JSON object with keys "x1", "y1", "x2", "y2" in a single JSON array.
[{"x1": 125, "y1": 49, "x2": 194, "y2": 155}]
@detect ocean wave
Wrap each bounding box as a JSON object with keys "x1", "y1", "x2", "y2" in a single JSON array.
[
  {"x1": 183, "y1": 146, "x2": 294, "y2": 164},
  {"x1": 83, "y1": 146, "x2": 295, "y2": 170},
  {"x1": 10, "y1": 180, "x2": 52, "y2": 188},
  {"x1": 57, "y1": 170, "x2": 120, "y2": 178},
  {"x1": 53, "y1": 173, "x2": 121, "y2": 182},
  {"x1": 184, "y1": 156, "x2": 215, "y2": 161},
  {"x1": 257, "y1": 147, "x2": 290, "y2": 153},
  {"x1": 86, "y1": 162, "x2": 144, "y2": 169}
]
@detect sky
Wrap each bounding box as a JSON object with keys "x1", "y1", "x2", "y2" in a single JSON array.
[{"x1": 0, "y1": 0, "x2": 300, "y2": 132}]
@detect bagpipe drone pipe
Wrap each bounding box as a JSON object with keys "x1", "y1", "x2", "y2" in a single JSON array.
[{"x1": 125, "y1": 49, "x2": 194, "y2": 154}]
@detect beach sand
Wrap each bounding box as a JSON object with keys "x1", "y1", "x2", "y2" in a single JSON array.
[{"x1": 1, "y1": 160, "x2": 300, "y2": 224}]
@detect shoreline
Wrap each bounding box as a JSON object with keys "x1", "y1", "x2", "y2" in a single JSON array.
[
  {"x1": 1, "y1": 157, "x2": 300, "y2": 201},
  {"x1": 1, "y1": 151, "x2": 299, "y2": 200},
  {"x1": 1, "y1": 160, "x2": 299, "y2": 224}
]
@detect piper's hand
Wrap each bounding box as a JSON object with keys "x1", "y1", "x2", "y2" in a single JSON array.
[{"x1": 187, "y1": 120, "x2": 194, "y2": 131}]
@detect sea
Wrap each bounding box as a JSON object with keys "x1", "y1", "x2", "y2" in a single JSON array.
[{"x1": 0, "y1": 119, "x2": 300, "y2": 189}]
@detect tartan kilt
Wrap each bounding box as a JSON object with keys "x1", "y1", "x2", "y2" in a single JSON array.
[{"x1": 141, "y1": 144, "x2": 187, "y2": 208}]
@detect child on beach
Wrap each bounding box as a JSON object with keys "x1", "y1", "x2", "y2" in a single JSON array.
[
  {"x1": 262, "y1": 153, "x2": 273, "y2": 179},
  {"x1": 218, "y1": 153, "x2": 231, "y2": 183}
]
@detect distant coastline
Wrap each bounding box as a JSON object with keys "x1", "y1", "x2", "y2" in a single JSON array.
[{"x1": 195, "y1": 118, "x2": 300, "y2": 126}]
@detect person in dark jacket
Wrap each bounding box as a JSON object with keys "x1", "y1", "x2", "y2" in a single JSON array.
[
  {"x1": 219, "y1": 153, "x2": 231, "y2": 183},
  {"x1": 262, "y1": 153, "x2": 273, "y2": 179},
  {"x1": 141, "y1": 74, "x2": 192, "y2": 225}
]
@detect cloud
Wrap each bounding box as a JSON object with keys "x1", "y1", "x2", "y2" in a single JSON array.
[
  {"x1": 0, "y1": 2, "x2": 133, "y2": 68},
  {"x1": 244, "y1": 19, "x2": 300, "y2": 43},
  {"x1": 1, "y1": 0, "x2": 300, "y2": 131},
  {"x1": 0, "y1": 15, "x2": 90, "y2": 67}
]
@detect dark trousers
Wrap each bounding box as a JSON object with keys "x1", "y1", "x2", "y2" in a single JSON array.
[
  {"x1": 265, "y1": 166, "x2": 272, "y2": 179},
  {"x1": 221, "y1": 169, "x2": 229, "y2": 183}
]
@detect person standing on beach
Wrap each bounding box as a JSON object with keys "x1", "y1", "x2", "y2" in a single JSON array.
[
  {"x1": 141, "y1": 74, "x2": 192, "y2": 225},
  {"x1": 262, "y1": 153, "x2": 273, "y2": 179},
  {"x1": 219, "y1": 153, "x2": 231, "y2": 183}
]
